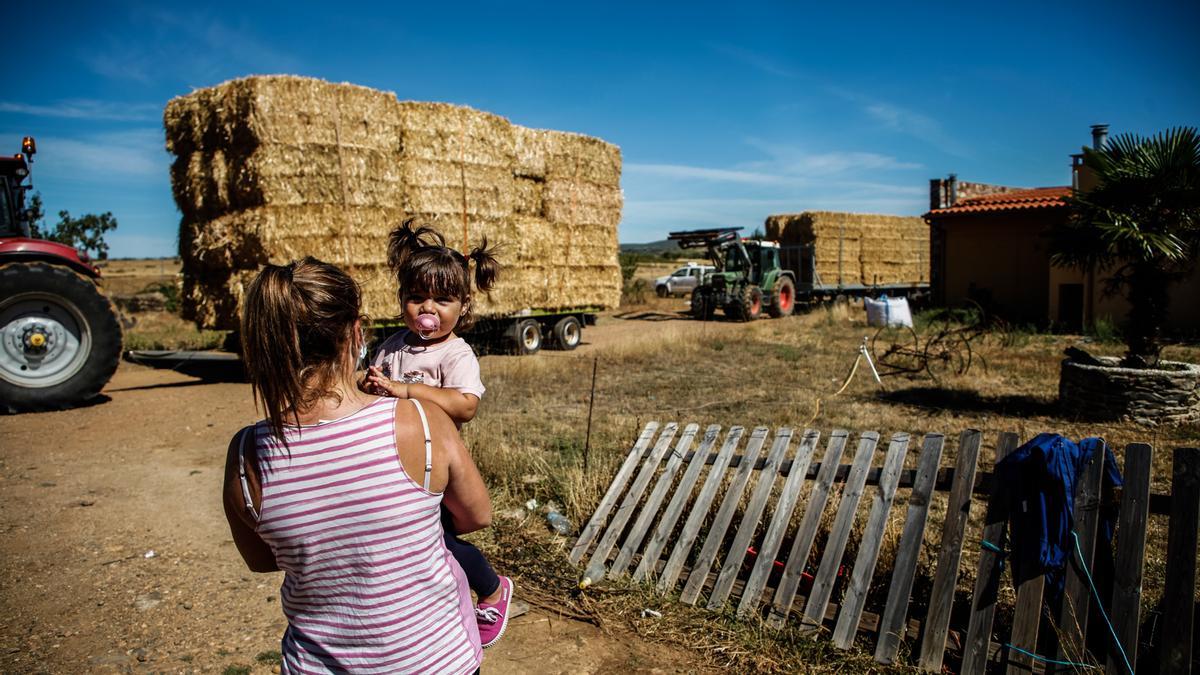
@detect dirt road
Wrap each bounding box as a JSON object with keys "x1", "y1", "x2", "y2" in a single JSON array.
[{"x1": 0, "y1": 313, "x2": 716, "y2": 674}]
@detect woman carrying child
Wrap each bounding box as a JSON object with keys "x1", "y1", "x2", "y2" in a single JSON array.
[
  {"x1": 222, "y1": 257, "x2": 490, "y2": 674},
  {"x1": 363, "y1": 219, "x2": 514, "y2": 649}
]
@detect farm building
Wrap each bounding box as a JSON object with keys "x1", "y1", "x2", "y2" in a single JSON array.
[{"x1": 925, "y1": 127, "x2": 1200, "y2": 332}]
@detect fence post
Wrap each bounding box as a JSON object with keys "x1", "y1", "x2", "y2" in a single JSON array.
[
  {"x1": 918, "y1": 429, "x2": 982, "y2": 672},
  {"x1": 1160, "y1": 446, "x2": 1199, "y2": 674},
  {"x1": 1108, "y1": 443, "x2": 1152, "y2": 674},
  {"x1": 961, "y1": 432, "x2": 1020, "y2": 673}
]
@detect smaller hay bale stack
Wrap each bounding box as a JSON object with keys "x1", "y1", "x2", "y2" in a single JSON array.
[
  {"x1": 164, "y1": 75, "x2": 622, "y2": 329},
  {"x1": 765, "y1": 211, "x2": 929, "y2": 286}
]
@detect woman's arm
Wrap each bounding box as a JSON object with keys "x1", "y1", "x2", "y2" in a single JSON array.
[
  {"x1": 410, "y1": 403, "x2": 491, "y2": 533},
  {"x1": 222, "y1": 430, "x2": 279, "y2": 573}
]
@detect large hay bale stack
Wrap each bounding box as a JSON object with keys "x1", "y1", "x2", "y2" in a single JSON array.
[
  {"x1": 165, "y1": 75, "x2": 622, "y2": 329},
  {"x1": 765, "y1": 211, "x2": 928, "y2": 286}
]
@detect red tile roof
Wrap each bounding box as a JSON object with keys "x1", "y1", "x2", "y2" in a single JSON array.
[{"x1": 926, "y1": 186, "x2": 1072, "y2": 217}]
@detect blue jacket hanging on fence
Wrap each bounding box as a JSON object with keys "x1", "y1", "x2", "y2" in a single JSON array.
[{"x1": 995, "y1": 433, "x2": 1122, "y2": 591}]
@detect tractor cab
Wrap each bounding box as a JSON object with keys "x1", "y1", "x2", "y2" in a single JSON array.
[{"x1": 0, "y1": 138, "x2": 35, "y2": 238}]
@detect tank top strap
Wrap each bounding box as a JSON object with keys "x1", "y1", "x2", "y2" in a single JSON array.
[
  {"x1": 237, "y1": 425, "x2": 260, "y2": 521},
  {"x1": 408, "y1": 399, "x2": 434, "y2": 491}
]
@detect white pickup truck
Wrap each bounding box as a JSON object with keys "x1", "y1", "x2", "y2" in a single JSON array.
[{"x1": 655, "y1": 262, "x2": 715, "y2": 297}]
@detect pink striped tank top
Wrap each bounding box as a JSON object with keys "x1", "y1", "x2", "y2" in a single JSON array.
[{"x1": 240, "y1": 397, "x2": 482, "y2": 674}]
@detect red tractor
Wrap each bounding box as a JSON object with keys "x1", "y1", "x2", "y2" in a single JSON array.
[{"x1": 0, "y1": 137, "x2": 122, "y2": 412}]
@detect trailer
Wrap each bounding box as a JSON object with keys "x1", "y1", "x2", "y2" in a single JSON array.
[{"x1": 777, "y1": 243, "x2": 929, "y2": 304}]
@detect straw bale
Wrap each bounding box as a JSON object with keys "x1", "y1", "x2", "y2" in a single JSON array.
[
  {"x1": 765, "y1": 211, "x2": 927, "y2": 286},
  {"x1": 397, "y1": 102, "x2": 514, "y2": 169},
  {"x1": 543, "y1": 180, "x2": 623, "y2": 227},
  {"x1": 165, "y1": 76, "x2": 404, "y2": 154},
  {"x1": 542, "y1": 131, "x2": 622, "y2": 185},
  {"x1": 514, "y1": 177, "x2": 545, "y2": 217},
  {"x1": 169, "y1": 76, "x2": 623, "y2": 329},
  {"x1": 514, "y1": 127, "x2": 548, "y2": 178},
  {"x1": 400, "y1": 160, "x2": 514, "y2": 218}
]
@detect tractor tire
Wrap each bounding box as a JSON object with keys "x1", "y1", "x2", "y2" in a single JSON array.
[
  {"x1": 552, "y1": 315, "x2": 582, "y2": 350},
  {"x1": 508, "y1": 318, "x2": 543, "y2": 355},
  {"x1": 728, "y1": 285, "x2": 763, "y2": 322},
  {"x1": 690, "y1": 292, "x2": 716, "y2": 320},
  {"x1": 0, "y1": 262, "x2": 123, "y2": 412},
  {"x1": 767, "y1": 276, "x2": 796, "y2": 318}
]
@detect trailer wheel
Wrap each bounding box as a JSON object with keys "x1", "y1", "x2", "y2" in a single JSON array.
[
  {"x1": 510, "y1": 319, "x2": 542, "y2": 355},
  {"x1": 0, "y1": 263, "x2": 122, "y2": 412},
  {"x1": 552, "y1": 316, "x2": 582, "y2": 350},
  {"x1": 767, "y1": 276, "x2": 795, "y2": 318},
  {"x1": 729, "y1": 285, "x2": 763, "y2": 322}
]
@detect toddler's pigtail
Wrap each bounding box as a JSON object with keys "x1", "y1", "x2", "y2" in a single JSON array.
[
  {"x1": 467, "y1": 236, "x2": 501, "y2": 293},
  {"x1": 387, "y1": 218, "x2": 448, "y2": 276}
]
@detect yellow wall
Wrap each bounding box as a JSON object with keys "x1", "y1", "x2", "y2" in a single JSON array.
[
  {"x1": 938, "y1": 211, "x2": 1059, "y2": 324},
  {"x1": 1049, "y1": 262, "x2": 1200, "y2": 333}
]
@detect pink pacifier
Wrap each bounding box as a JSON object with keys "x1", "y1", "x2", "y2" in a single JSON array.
[{"x1": 414, "y1": 313, "x2": 441, "y2": 340}]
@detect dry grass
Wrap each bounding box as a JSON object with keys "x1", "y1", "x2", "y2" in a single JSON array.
[{"x1": 468, "y1": 292, "x2": 1198, "y2": 672}]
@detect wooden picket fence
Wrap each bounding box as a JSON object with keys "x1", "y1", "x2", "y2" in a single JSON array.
[{"x1": 570, "y1": 422, "x2": 1200, "y2": 673}]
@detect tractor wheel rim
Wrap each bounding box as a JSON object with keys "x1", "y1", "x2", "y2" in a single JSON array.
[
  {"x1": 0, "y1": 292, "x2": 92, "y2": 388},
  {"x1": 780, "y1": 287, "x2": 792, "y2": 311}
]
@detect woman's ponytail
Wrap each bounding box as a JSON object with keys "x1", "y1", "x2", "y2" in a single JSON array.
[{"x1": 241, "y1": 258, "x2": 362, "y2": 443}]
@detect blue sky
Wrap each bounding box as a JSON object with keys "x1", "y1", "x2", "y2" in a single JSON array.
[{"x1": 4, "y1": 1, "x2": 1198, "y2": 258}]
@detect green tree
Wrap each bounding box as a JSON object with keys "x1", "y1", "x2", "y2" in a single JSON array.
[
  {"x1": 1050, "y1": 126, "x2": 1200, "y2": 366},
  {"x1": 32, "y1": 204, "x2": 119, "y2": 261}
]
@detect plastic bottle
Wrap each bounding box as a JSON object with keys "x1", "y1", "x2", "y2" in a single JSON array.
[{"x1": 545, "y1": 510, "x2": 573, "y2": 536}]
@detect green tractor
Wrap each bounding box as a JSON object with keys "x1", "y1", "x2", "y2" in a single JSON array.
[{"x1": 668, "y1": 227, "x2": 796, "y2": 321}]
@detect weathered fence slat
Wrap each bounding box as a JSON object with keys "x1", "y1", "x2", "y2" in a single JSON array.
[
  {"x1": 961, "y1": 431, "x2": 1020, "y2": 674},
  {"x1": 658, "y1": 426, "x2": 744, "y2": 591},
  {"x1": 584, "y1": 423, "x2": 678, "y2": 582},
  {"x1": 1006, "y1": 562, "x2": 1046, "y2": 674},
  {"x1": 769, "y1": 429, "x2": 852, "y2": 627},
  {"x1": 681, "y1": 426, "x2": 770, "y2": 605},
  {"x1": 801, "y1": 431, "x2": 881, "y2": 634},
  {"x1": 918, "y1": 429, "x2": 983, "y2": 672},
  {"x1": 609, "y1": 424, "x2": 700, "y2": 578},
  {"x1": 832, "y1": 432, "x2": 910, "y2": 649},
  {"x1": 1054, "y1": 438, "x2": 1107, "y2": 669},
  {"x1": 570, "y1": 422, "x2": 660, "y2": 565},
  {"x1": 1160, "y1": 446, "x2": 1199, "y2": 674},
  {"x1": 633, "y1": 425, "x2": 722, "y2": 582},
  {"x1": 707, "y1": 428, "x2": 795, "y2": 609},
  {"x1": 1108, "y1": 443, "x2": 1152, "y2": 674},
  {"x1": 736, "y1": 429, "x2": 821, "y2": 618},
  {"x1": 875, "y1": 433, "x2": 946, "y2": 665}
]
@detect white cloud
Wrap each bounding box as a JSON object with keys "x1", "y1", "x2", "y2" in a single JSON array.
[
  {"x1": 15, "y1": 129, "x2": 168, "y2": 180},
  {"x1": 626, "y1": 163, "x2": 797, "y2": 186},
  {"x1": 0, "y1": 99, "x2": 160, "y2": 122}
]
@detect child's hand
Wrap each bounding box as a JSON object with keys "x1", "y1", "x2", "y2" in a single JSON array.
[{"x1": 364, "y1": 366, "x2": 409, "y2": 399}]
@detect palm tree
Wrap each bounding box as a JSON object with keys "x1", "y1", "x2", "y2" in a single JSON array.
[{"x1": 1050, "y1": 126, "x2": 1200, "y2": 367}]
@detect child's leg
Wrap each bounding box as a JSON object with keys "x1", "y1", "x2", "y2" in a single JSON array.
[{"x1": 441, "y1": 505, "x2": 501, "y2": 600}]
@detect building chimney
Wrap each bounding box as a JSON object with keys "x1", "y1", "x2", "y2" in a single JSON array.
[
  {"x1": 947, "y1": 173, "x2": 958, "y2": 207},
  {"x1": 1091, "y1": 124, "x2": 1109, "y2": 150}
]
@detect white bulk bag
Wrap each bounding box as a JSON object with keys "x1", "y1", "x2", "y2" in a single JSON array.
[{"x1": 864, "y1": 295, "x2": 913, "y2": 328}]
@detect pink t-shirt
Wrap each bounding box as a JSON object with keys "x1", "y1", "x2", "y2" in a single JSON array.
[{"x1": 372, "y1": 330, "x2": 486, "y2": 399}]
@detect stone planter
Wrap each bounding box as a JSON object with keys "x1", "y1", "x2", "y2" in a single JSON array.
[{"x1": 1059, "y1": 356, "x2": 1200, "y2": 425}]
